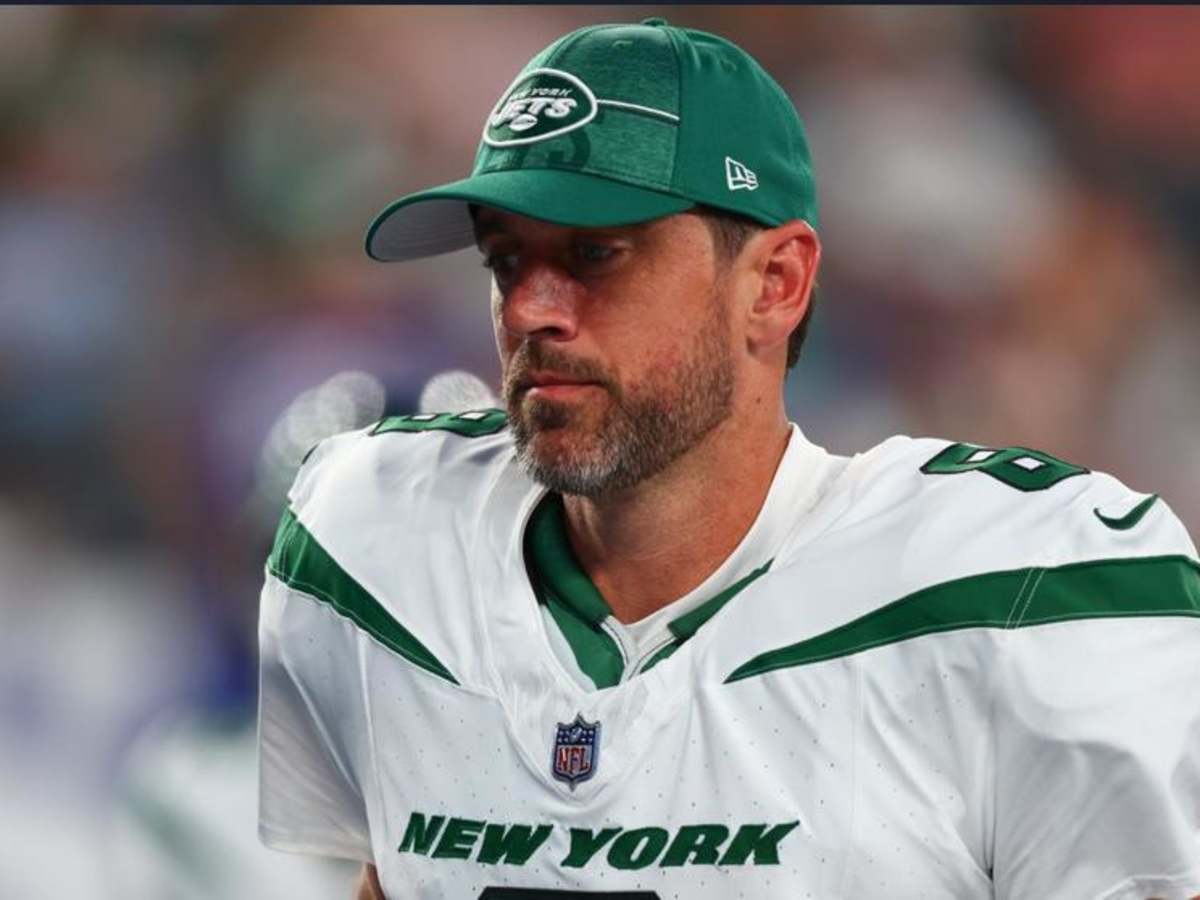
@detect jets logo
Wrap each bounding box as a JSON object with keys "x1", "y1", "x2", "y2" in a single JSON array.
[{"x1": 484, "y1": 68, "x2": 598, "y2": 147}]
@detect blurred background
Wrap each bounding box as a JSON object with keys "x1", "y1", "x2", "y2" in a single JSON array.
[{"x1": 0, "y1": 5, "x2": 1196, "y2": 897}]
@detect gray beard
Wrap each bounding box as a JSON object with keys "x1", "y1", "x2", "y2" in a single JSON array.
[{"x1": 504, "y1": 308, "x2": 735, "y2": 498}]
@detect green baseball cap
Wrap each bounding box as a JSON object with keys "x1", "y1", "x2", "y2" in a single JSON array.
[{"x1": 366, "y1": 17, "x2": 817, "y2": 262}]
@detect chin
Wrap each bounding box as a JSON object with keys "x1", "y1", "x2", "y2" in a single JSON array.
[
  {"x1": 519, "y1": 389, "x2": 605, "y2": 433},
  {"x1": 526, "y1": 424, "x2": 598, "y2": 466},
  {"x1": 509, "y1": 393, "x2": 618, "y2": 482}
]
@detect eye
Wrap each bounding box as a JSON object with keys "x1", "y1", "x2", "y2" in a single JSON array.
[
  {"x1": 574, "y1": 242, "x2": 615, "y2": 264},
  {"x1": 481, "y1": 252, "x2": 519, "y2": 279}
]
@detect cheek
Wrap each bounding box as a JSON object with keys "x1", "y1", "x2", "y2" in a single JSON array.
[
  {"x1": 649, "y1": 340, "x2": 687, "y2": 373},
  {"x1": 491, "y1": 284, "x2": 513, "y2": 354},
  {"x1": 617, "y1": 339, "x2": 687, "y2": 393},
  {"x1": 604, "y1": 297, "x2": 717, "y2": 382}
]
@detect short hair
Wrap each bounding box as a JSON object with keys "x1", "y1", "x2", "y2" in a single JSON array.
[{"x1": 694, "y1": 205, "x2": 816, "y2": 370}]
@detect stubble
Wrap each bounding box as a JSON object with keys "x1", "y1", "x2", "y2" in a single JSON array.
[{"x1": 503, "y1": 295, "x2": 735, "y2": 498}]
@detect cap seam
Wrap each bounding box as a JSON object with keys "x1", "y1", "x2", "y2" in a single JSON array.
[
  {"x1": 658, "y1": 24, "x2": 688, "y2": 195},
  {"x1": 544, "y1": 22, "x2": 629, "y2": 68}
]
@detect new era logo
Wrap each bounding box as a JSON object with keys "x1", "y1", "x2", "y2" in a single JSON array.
[{"x1": 725, "y1": 156, "x2": 758, "y2": 191}]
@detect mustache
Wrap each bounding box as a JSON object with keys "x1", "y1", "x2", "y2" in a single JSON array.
[{"x1": 502, "y1": 344, "x2": 616, "y2": 398}]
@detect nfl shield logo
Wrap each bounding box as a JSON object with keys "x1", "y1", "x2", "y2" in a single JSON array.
[{"x1": 552, "y1": 714, "x2": 601, "y2": 790}]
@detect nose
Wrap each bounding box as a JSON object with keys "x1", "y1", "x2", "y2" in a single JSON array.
[{"x1": 497, "y1": 262, "x2": 581, "y2": 343}]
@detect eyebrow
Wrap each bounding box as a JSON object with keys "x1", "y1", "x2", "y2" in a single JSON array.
[
  {"x1": 471, "y1": 213, "x2": 650, "y2": 250},
  {"x1": 470, "y1": 203, "x2": 517, "y2": 249},
  {"x1": 472, "y1": 216, "x2": 508, "y2": 248}
]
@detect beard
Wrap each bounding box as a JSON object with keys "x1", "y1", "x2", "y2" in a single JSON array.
[{"x1": 502, "y1": 299, "x2": 735, "y2": 498}]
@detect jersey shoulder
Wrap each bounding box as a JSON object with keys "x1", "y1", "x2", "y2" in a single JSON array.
[
  {"x1": 288, "y1": 408, "x2": 515, "y2": 528},
  {"x1": 718, "y1": 433, "x2": 1199, "y2": 688},
  {"x1": 828, "y1": 434, "x2": 1197, "y2": 576},
  {"x1": 266, "y1": 409, "x2": 528, "y2": 690}
]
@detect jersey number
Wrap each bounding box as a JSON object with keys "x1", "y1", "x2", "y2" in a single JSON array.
[
  {"x1": 921, "y1": 442, "x2": 1086, "y2": 492},
  {"x1": 479, "y1": 891, "x2": 659, "y2": 899},
  {"x1": 371, "y1": 408, "x2": 507, "y2": 438}
]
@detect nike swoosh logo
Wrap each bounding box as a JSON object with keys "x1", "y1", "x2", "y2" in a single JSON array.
[{"x1": 1093, "y1": 493, "x2": 1159, "y2": 531}]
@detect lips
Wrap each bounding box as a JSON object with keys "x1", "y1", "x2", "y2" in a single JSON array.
[
  {"x1": 524, "y1": 371, "x2": 595, "y2": 390},
  {"x1": 516, "y1": 373, "x2": 606, "y2": 407},
  {"x1": 504, "y1": 351, "x2": 611, "y2": 403}
]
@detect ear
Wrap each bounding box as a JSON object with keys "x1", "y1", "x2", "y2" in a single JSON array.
[{"x1": 743, "y1": 220, "x2": 820, "y2": 363}]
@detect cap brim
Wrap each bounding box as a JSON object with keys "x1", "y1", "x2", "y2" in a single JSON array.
[{"x1": 365, "y1": 169, "x2": 694, "y2": 262}]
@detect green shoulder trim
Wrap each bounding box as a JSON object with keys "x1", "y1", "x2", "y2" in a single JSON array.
[
  {"x1": 267, "y1": 509, "x2": 459, "y2": 685},
  {"x1": 371, "y1": 408, "x2": 506, "y2": 438},
  {"x1": 920, "y1": 442, "x2": 1088, "y2": 492},
  {"x1": 726, "y1": 554, "x2": 1200, "y2": 684}
]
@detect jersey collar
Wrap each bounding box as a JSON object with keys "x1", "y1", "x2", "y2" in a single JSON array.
[
  {"x1": 525, "y1": 493, "x2": 609, "y2": 628},
  {"x1": 525, "y1": 492, "x2": 770, "y2": 638},
  {"x1": 523, "y1": 424, "x2": 834, "y2": 688}
]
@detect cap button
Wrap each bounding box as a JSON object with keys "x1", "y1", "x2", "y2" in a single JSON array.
[{"x1": 641, "y1": 17, "x2": 668, "y2": 27}]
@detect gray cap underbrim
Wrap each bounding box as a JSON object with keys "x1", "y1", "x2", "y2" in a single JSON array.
[{"x1": 365, "y1": 168, "x2": 694, "y2": 262}]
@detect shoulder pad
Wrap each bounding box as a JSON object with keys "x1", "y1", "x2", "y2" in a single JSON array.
[{"x1": 832, "y1": 435, "x2": 1196, "y2": 581}]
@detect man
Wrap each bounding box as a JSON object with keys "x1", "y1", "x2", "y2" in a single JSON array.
[{"x1": 258, "y1": 18, "x2": 1200, "y2": 899}]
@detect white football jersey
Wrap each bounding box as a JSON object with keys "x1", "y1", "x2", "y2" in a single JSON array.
[{"x1": 258, "y1": 411, "x2": 1200, "y2": 900}]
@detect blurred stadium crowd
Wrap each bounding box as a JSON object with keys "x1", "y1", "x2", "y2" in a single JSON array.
[{"x1": 0, "y1": 6, "x2": 1196, "y2": 897}]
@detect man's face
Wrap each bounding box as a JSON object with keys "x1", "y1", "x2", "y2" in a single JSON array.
[{"x1": 476, "y1": 208, "x2": 737, "y2": 497}]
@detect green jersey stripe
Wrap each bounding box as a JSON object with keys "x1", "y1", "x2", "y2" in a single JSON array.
[
  {"x1": 726, "y1": 554, "x2": 1200, "y2": 684},
  {"x1": 668, "y1": 560, "x2": 773, "y2": 642},
  {"x1": 268, "y1": 508, "x2": 459, "y2": 685}
]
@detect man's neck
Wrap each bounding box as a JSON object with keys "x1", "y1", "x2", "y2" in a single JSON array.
[{"x1": 561, "y1": 411, "x2": 792, "y2": 624}]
